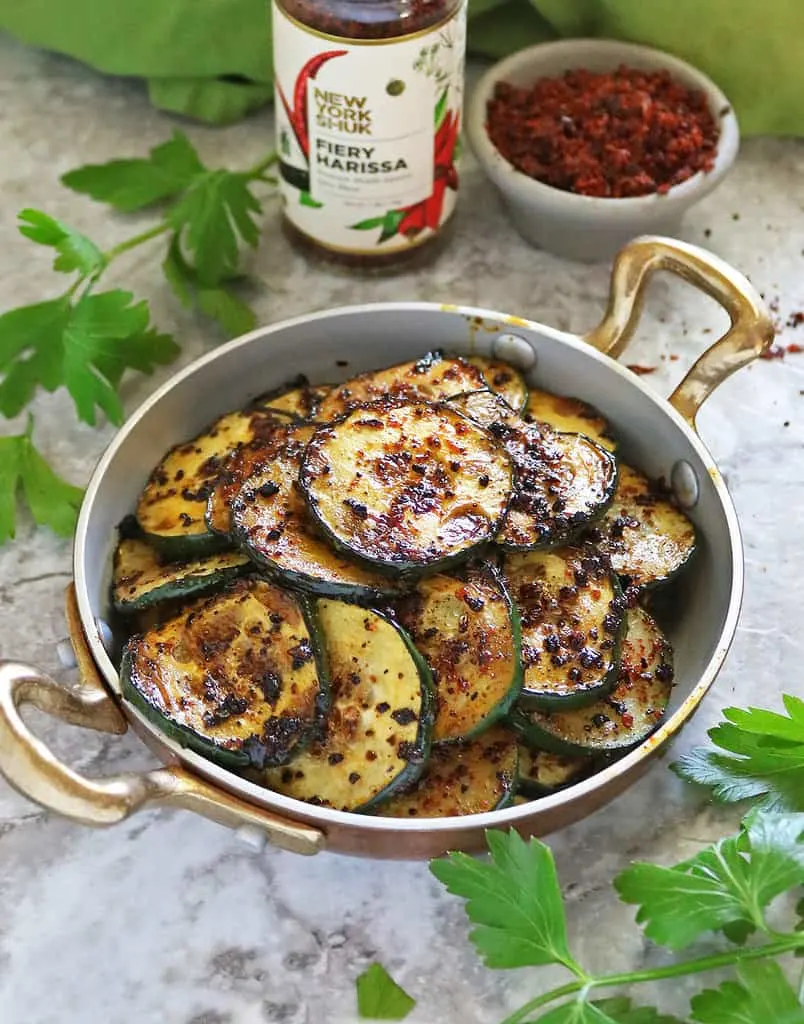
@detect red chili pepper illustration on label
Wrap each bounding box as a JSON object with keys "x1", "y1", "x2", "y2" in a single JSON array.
[
  {"x1": 397, "y1": 109, "x2": 461, "y2": 237},
  {"x1": 349, "y1": 97, "x2": 461, "y2": 245},
  {"x1": 276, "y1": 50, "x2": 348, "y2": 160}
]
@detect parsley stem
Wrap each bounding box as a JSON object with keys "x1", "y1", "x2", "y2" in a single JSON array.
[
  {"x1": 246, "y1": 151, "x2": 278, "y2": 180},
  {"x1": 103, "y1": 222, "x2": 171, "y2": 262},
  {"x1": 499, "y1": 935, "x2": 804, "y2": 1024}
]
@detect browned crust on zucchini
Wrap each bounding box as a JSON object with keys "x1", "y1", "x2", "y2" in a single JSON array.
[
  {"x1": 449, "y1": 391, "x2": 617, "y2": 550},
  {"x1": 378, "y1": 725, "x2": 518, "y2": 817},
  {"x1": 465, "y1": 355, "x2": 529, "y2": 412},
  {"x1": 315, "y1": 351, "x2": 487, "y2": 422},
  {"x1": 300, "y1": 399, "x2": 514, "y2": 573},
  {"x1": 525, "y1": 388, "x2": 617, "y2": 452},
  {"x1": 121, "y1": 579, "x2": 328, "y2": 769},
  {"x1": 135, "y1": 407, "x2": 291, "y2": 554},
  {"x1": 504, "y1": 546, "x2": 626, "y2": 709}
]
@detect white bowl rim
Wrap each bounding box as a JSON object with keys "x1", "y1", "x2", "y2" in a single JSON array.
[{"x1": 467, "y1": 37, "x2": 740, "y2": 210}]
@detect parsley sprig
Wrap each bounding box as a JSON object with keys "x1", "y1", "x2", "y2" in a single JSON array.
[
  {"x1": 672, "y1": 695, "x2": 804, "y2": 810},
  {"x1": 0, "y1": 131, "x2": 278, "y2": 544},
  {"x1": 360, "y1": 695, "x2": 804, "y2": 1023}
]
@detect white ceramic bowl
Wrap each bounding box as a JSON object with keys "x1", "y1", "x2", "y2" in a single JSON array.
[{"x1": 467, "y1": 39, "x2": 740, "y2": 262}]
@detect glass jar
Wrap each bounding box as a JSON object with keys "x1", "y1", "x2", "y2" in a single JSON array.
[{"x1": 271, "y1": 0, "x2": 467, "y2": 269}]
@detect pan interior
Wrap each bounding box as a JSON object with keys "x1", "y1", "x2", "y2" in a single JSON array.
[{"x1": 74, "y1": 304, "x2": 739, "y2": 828}]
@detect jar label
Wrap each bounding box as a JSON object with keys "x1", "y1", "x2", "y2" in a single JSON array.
[{"x1": 272, "y1": 1, "x2": 466, "y2": 255}]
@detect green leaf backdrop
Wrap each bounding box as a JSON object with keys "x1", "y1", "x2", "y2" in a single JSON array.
[{"x1": 1, "y1": 0, "x2": 802, "y2": 135}]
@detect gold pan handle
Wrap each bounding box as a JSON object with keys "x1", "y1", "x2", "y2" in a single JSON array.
[
  {"x1": 584, "y1": 235, "x2": 775, "y2": 427},
  {"x1": 0, "y1": 587, "x2": 324, "y2": 856}
]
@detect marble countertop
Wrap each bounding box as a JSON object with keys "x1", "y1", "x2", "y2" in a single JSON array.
[{"x1": 1, "y1": 33, "x2": 803, "y2": 1024}]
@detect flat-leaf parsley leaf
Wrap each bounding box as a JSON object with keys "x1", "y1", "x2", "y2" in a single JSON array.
[
  {"x1": 0, "y1": 287, "x2": 179, "y2": 427},
  {"x1": 430, "y1": 828, "x2": 583, "y2": 973},
  {"x1": 168, "y1": 168, "x2": 261, "y2": 286},
  {"x1": 614, "y1": 811, "x2": 804, "y2": 950},
  {"x1": 356, "y1": 963, "x2": 415, "y2": 1021},
  {"x1": 18, "y1": 209, "x2": 106, "y2": 277},
  {"x1": 163, "y1": 236, "x2": 256, "y2": 338},
  {"x1": 690, "y1": 960, "x2": 804, "y2": 1023},
  {"x1": 673, "y1": 697, "x2": 804, "y2": 811},
  {"x1": 61, "y1": 131, "x2": 205, "y2": 213},
  {"x1": 0, "y1": 416, "x2": 83, "y2": 541}
]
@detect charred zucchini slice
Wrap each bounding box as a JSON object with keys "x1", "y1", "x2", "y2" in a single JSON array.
[
  {"x1": 252, "y1": 375, "x2": 333, "y2": 421},
  {"x1": 393, "y1": 568, "x2": 522, "y2": 742},
  {"x1": 450, "y1": 391, "x2": 617, "y2": 550},
  {"x1": 315, "y1": 350, "x2": 486, "y2": 422},
  {"x1": 300, "y1": 400, "x2": 514, "y2": 574},
  {"x1": 504, "y1": 546, "x2": 626, "y2": 710},
  {"x1": 379, "y1": 725, "x2": 518, "y2": 817},
  {"x1": 136, "y1": 407, "x2": 291, "y2": 558},
  {"x1": 230, "y1": 425, "x2": 402, "y2": 600},
  {"x1": 466, "y1": 355, "x2": 528, "y2": 412},
  {"x1": 517, "y1": 746, "x2": 588, "y2": 796},
  {"x1": 205, "y1": 437, "x2": 288, "y2": 537},
  {"x1": 112, "y1": 537, "x2": 250, "y2": 614},
  {"x1": 261, "y1": 600, "x2": 435, "y2": 812},
  {"x1": 120, "y1": 578, "x2": 328, "y2": 769},
  {"x1": 525, "y1": 389, "x2": 617, "y2": 452},
  {"x1": 513, "y1": 606, "x2": 674, "y2": 755},
  {"x1": 590, "y1": 464, "x2": 697, "y2": 588}
]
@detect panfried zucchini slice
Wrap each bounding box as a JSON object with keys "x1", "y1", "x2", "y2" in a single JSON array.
[
  {"x1": 379, "y1": 725, "x2": 519, "y2": 817},
  {"x1": 112, "y1": 537, "x2": 250, "y2": 614},
  {"x1": 450, "y1": 391, "x2": 617, "y2": 550},
  {"x1": 300, "y1": 400, "x2": 513, "y2": 574},
  {"x1": 517, "y1": 746, "x2": 588, "y2": 796},
  {"x1": 465, "y1": 355, "x2": 529, "y2": 412},
  {"x1": 205, "y1": 436, "x2": 290, "y2": 538},
  {"x1": 315, "y1": 351, "x2": 486, "y2": 422},
  {"x1": 261, "y1": 600, "x2": 434, "y2": 812},
  {"x1": 513, "y1": 607, "x2": 674, "y2": 755},
  {"x1": 393, "y1": 568, "x2": 522, "y2": 742},
  {"x1": 121, "y1": 579, "x2": 328, "y2": 769},
  {"x1": 230, "y1": 425, "x2": 402, "y2": 600},
  {"x1": 525, "y1": 389, "x2": 617, "y2": 452},
  {"x1": 135, "y1": 407, "x2": 291, "y2": 558},
  {"x1": 591, "y1": 464, "x2": 697, "y2": 588},
  {"x1": 505, "y1": 546, "x2": 626, "y2": 710}
]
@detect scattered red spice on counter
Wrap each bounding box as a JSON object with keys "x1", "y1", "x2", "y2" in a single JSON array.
[
  {"x1": 486, "y1": 65, "x2": 720, "y2": 198},
  {"x1": 787, "y1": 312, "x2": 804, "y2": 328},
  {"x1": 627, "y1": 364, "x2": 657, "y2": 375},
  {"x1": 760, "y1": 343, "x2": 804, "y2": 361}
]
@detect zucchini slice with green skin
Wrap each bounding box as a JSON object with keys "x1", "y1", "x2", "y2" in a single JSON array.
[
  {"x1": 517, "y1": 745, "x2": 588, "y2": 796},
  {"x1": 392, "y1": 568, "x2": 523, "y2": 742},
  {"x1": 136, "y1": 407, "x2": 292, "y2": 559},
  {"x1": 504, "y1": 546, "x2": 626, "y2": 710},
  {"x1": 378, "y1": 725, "x2": 519, "y2": 817},
  {"x1": 589, "y1": 464, "x2": 697, "y2": 588},
  {"x1": 252, "y1": 375, "x2": 333, "y2": 421},
  {"x1": 261, "y1": 600, "x2": 435, "y2": 812},
  {"x1": 512, "y1": 606, "x2": 674, "y2": 756},
  {"x1": 300, "y1": 399, "x2": 514, "y2": 575},
  {"x1": 449, "y1": 391, "x2": 617, "y2": 550},
  {"x1": 315, "y1": 350, "x2": 487, "y2": 422},
  {"x1": 465, "y1": 355, "x2": 529, "y2": 412},
  {"x1": 120, "y1": 578, "x2": 329, "y2": 770},
  {"x1": 524, "y1": 389, "x2": 617, "y2": 453},
  {"x1": 206, "y1": 424, "x2": 316, "y2": 538},
  {"x1": 112, "y1": 537, "x2": 251, "y2": 614},
  {"x1": 230, "y1": 425, "x2": 403, "y2": 600}
]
